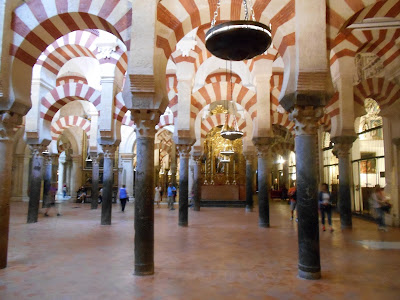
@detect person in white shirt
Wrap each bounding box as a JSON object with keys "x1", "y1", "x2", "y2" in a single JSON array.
[
  {"x1": 318, "y1": 183, "x2": 333, "y2": 232},
  {"x1": 155, "y1": 185, "x2": 162, "y2": 208}
]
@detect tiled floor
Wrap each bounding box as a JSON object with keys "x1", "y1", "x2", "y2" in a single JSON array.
[{"x1": 1, "y1": 200, "x2": 400, "y2": 299}]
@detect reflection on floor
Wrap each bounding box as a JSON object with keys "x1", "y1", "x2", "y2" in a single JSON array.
[{"x1": 1, "y1": 201, "x2": 400, "y2": 299}]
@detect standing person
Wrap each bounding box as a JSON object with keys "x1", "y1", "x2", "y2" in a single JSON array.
[
  {"x1": 119, "y1": 184, "x2": 128, "y2": 212},
  {"x1": 281, "y1": 185, "x2": 288, "y2": 202},
  {"x1": 319, "y1": 183, "x2": 334, "y2": 232},
  {"x1": 288, "y1": 184, "x2": 297, "y2": 221},
  {"x1": 44, "y1": 185, "x2": 61, "y2": 217},
  {"x1": 98, "y1": 187, "x2": 103, "y2": 204},
  {"x1": 62, "y1": 184, "x2": 67, "y2": 198},
  {"x1": 370, "y1": 185, "x2": 390, "y2": 231},
  {"x1": 167, "y1": 183, "x2": 176, "y2": 210},
  {"x1": 155, "y1": 185, "x2": 162, "y2": 208}
]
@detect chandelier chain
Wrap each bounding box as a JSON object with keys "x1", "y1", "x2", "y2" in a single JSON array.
[
  {"x1": 243, "y1": 0, "x2": 249, "y2": 21},
  {"x1": 248, "y1": 0, "x2": 256, "y2": 21},
  {"x1": 211, "y1": 0, "x2": 221, "y2": 28}
]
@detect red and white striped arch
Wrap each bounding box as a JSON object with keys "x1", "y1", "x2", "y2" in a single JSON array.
[
  {"x1": 200, "y1": 113, "x2": 247, "y2": 139},
  {"x1": 156, "y1": 0, "x2": 295, "y2": 60},
  {"x1": 40, "y1": 83, "x2": 101, "y2": 122},
  {"x1": 56, "y1": 75, "x2": 88, "y2": 86},
  {"x1": 11, "y1": 0, "x2": 132, "y2": 67},
  {"x1": 190, "y1": 82, "x2": 257, "y2": 121},
  {"x1": 325, "y1": 92, "x2": 340, "y2": 119},
  {"x1": 271, "y1": 72, "x2": 284, "y2": 112},
  {"x1": 319, "y1": 113, "x2": 332, "y2": 133},
  {"x1": 354, "y1": 77, "x2": 400, "y2": 111},
  {"x1": 205, "y1": 73, "x2": 241, "y2": 85},
  {"x1": 271, "y1": 111, "x2": 295, "y2": 132},
  {"x1": 51, "y1": 116, "x2": 91, "y2": 141},
  {"x1": 327, "y1": 0, "x2": 393, "y2": 50},
  {"x1": 166, "y1": 74, "x2": 178, "y2": 116},
  {"x1": 158, "y1": 114, "x2": 175, "y2": 129},
  {"x1": 114, "y1": 92, "x2": 128, "y2": 123}
]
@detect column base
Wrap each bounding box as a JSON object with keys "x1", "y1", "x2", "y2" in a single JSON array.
[
  {"x1": 245, "y1": 206, "x2": 253, "y2": 212},
  {"x1": 134, "y1": 264, "x2": 154, "y2": 276},
  {"x1": 298, "y1": 269, "x2": 321, "y2": 280},
  {"x1": 341, "y1": 224, "x2": 352, "y2": 230},
  {"x1": 179, "y1": 222, "x2": 188, "y2": 227},
  {"x1": 259, "y1": 222, "x2": 270, "y2": 228},
  {"x1": 193, "y1": 207, "x2": 200, "y2": 212},
  {"x1": 101, "y1": 221, "x2": 111, "y2": 225}
]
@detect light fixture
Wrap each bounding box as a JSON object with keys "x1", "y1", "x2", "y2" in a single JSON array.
[
  {"x1": 220, "y1": 155, "x2": 230, "y2": 163},
  {"x1": 42, "y1": 149, "x2": 49, "y2": 155},
  {"x1": 85, "y1": 154, "x2": 92, "y2": 162},
  {"x1": 220, "y1": 60, "x2": 243, "y2": 141},
  {"x1": 205, "y1": 0, "x2": 272, "y2": 61},
  {"x1": 277, "y1": 156, "x2": 285, "y2": 164},
  {"x1": 220, "y1": 140, "x2": 235, "y2": 156}
]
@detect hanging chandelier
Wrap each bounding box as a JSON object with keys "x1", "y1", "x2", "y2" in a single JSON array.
[
  {"x1": 220, "y1": 140, "x2": 235, "y2": 156},
  {"x1": 220, "y1": 61, "x2": 244, "y2": 141},
  {"x1": 205, "y1": 0, "x2": 272, "y2": 61},
  {"x1": 219, "y1": 154, "x2": 231, "y2": 163}
]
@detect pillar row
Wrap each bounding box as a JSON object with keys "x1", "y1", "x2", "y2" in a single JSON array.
[
  {"x1": 243, "y1": 152, "x2": 255, "y2": 212},
  {"x1": 192, "y1": 155, "x2": 202, "y2": 212}
]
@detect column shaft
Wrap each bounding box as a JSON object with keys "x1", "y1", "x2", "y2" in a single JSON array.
[
  {"x1": 245, "y1": 158, "x2": 254, "y2": 212},
  {"x1": 91, "y1": 156, "x2": 100, "y2": 210},
  {"x1": 193, "y1": 159, "x2": 201, "y2": 211},
  {"x1": 101, "y1": 146, "x2": 116, "y2": 225},
  {"x1": 0, "y1": 139, "x2": 14, "y2": 268},
  {"x1": 135, "y1": 136, "x2": 155, "y2": 275},
  {"x1": 177, "y1": 145, "x2": 191, "y2": 226},
  {"x1": 27, "y1": 146, "x2": 45, "y2": 223},
  {"x1": 42, "y1": 156, "x2": 52, "y2": 208},
  {"x1": 257, "y1": 154, "x2": 270, "y2": 227}
]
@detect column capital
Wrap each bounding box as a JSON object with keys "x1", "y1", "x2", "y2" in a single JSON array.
[
  {"x1": 252, "y1": 137, "x2": 274, "y2": 158},
  {"x1": 289, "y1": 106, "x2": 323, "y2": 135},
  {"x1": 176, "y1": 144, "x2": 192, "y2": 159},
  {"x1": 101, "y1": 144, "x2": 118, "y2": 159},
  {"x1": 0, "y1": 111, "x2": 23, "y2": 141},
  {"x1": 331, "y1": 136, "x2": 357, "y2": 157},
  {"x1": 243, "y1": 152, "x2": 256, "y2": 164},
  {"x1": 44, "y1": 154, "x2": 53, "y2": 166},
  {"x1": 28, "y1": 144, "x2": 48, "y2": 158},
  {"x1": 131, "y1": 109, "x2": 160, "y2": 138}
]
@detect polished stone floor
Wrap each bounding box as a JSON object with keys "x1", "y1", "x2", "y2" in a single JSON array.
[{"x1": 1, "y1": 200, "x2": 400, "y2": 299}]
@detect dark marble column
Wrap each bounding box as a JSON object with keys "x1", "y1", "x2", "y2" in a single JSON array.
[
  {"x1": 42, "y1": 154, "x2": 53, "y2": 208},
  {"x1": 131, "y1": 110, "x2": 159, "y2": 276},
  {"x1": 252, "y1": 138, "x2": 274, "y2": 227},
  {"x1": 282, "y1": 150, "x2": 290, "y2": 189},
  {"x1": 91, "y1": 155, "x2": 100, "y2": 210},
  {"x1": 176, "y1": 145, "x2": 192, "y2": 226},
  {"x1": 0, "y1": 113, "x2": 20, "y2": 269},
  {"x1": 332, "y1": 136, "x2": 356, "y2": 229},
  {"x1": 192, "y1": 155, "x2": 202, "y2": 211},
  {"x1": 100, "y1": 145, "x2": 117, "y2": 225},
  {"x1": 244, "y1": 153, "x2": 255, "y2": 212},
  {"x1": 27, "y1": 144, "x2": 47, "y2": 223},
  {"x1": 290, "y1": 106, "x2": 323, "y2": 280},
  {"x1": 170, "y1": 143, "x2": 177, "y2": 186}
]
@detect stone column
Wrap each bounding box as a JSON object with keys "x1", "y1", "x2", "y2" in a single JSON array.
[
  {"x1": 100, "y1": 145, "x2": 117, "y2": 225},
  {"x1": 252, "y1": 137, "x2": 274, "y2": 227},
  {"x1": 0, "y1": 113, "x2": 20, "y2": 268},
  {"x1": 289, "y1": 106, "x2": 323, "y2": 280},
  {"x1": 332, "y1": 136, "x2": 356, "y2": 229},
  {"x1": 65, "y1": 158, "x2": 72, "y2": 196},
  {"x1": 170, "y1": 146, "x2": 177, "y2": 186},
  {"x1": 176, "y1": 145, "x2": 192, "y2": 226},
  {"x1": 192, "y1": 156, "x2": 202, "y2": 211},
  {"x1": 27, "y1": 144, "x2": 46, "y2": 223},
  {"x1": 57, "y1": 157, "x2": 65, "y2": 200},
  {"x1": 70, "y1": 155, "x2": 82, "y2": 201},
  {"x1": 91, "y1": 155, "x2": 100, "y2": 210},
  {"x1": 282, "y1": 150, "x2": 290, "y2": 189},
  {"x1": 393, "y1": 138, "x2": 400, "y2": 225},
  {"x1": 131, "y1": 110, "x2": 160, "y2": 276},
  {"x1": 42, "y1": 155, "x2": 53, "y2": 208},
  {"x1": 244, "y1": 152, "x2": 255, "y2": 212}
]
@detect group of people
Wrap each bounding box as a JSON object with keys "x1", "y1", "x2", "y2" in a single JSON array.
[
  {"x1": 154, "y1": 183, "x2": 177, "y2": 210},
  {"x1": 288, "y1": 182, "x2": 391, "y2": 232}
]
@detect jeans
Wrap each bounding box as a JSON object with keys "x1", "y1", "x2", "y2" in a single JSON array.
[
  {"x1": 120, "y1": 198, "x2": 127, "y2": 211},
  {"x1": 320, "y1": 205, "x2": 332, "y2": 226},
  {"x1": 168, "y1": 196, "x2": 174, "y2": 209},
  {"x1": 376, "y1": 208, "x2": 385, "y2": 227}
]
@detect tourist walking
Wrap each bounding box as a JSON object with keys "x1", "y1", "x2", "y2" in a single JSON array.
[
  {"x1": 288, "y1": 184, "x2": 297, "y2": 221},
  {"x1": 119, "y1": 184, "x2": 128, "y2": 212},
  {"x1": 44, "y1": 185, "x2": 61, "y2": 217},
  {"x1": 167, "y1": 183, "x2": 176, "y2": 210},
  {"x1": 319, "y1": 183, "x2": 333, "y2": 232},
  {"x1": 370, "y1": 185, "x2": 391, "y2": 231},
  {"x1": 155, "y1": 185, "x2": 162, "y2": 208}
]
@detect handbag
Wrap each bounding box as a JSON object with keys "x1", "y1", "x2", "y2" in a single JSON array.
[{"x1": 381, "y1": 202, "x2": 392, "y2": 213}]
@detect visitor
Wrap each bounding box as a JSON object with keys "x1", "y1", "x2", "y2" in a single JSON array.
[
  {"x1": 119, "y1": 184, "x2": 128, "y2": 212},
  {"x1": 98, "y1": 188, "x2": 103, "y2": 204},
  {"x1": 370, "y1": 185, "x2": 390, "y2": 231},
  {"x1": 319, "y1": 183, "x2": 333, "y2": 232},
  {"x1": 155, "y1": 185, "x2": 162, "y2": 208},
  {"x1": 77, "y1": 186, "x2": 87, "y2": 203},
  {"x1": 62, "y1": 184, "x2": 67, "y2": 198},
  {"x1": 281, "y1": 185, "x2": 288, "y2": 202},
  {"x1": 288, "y1": 184, "x2": 297, "y2": 221},
  {"x1": 167, "y1": 183, "x2": 176, "y2": 210},
  {"x1": 44, "y1": 185, "x2": 61, "y2": 217}
]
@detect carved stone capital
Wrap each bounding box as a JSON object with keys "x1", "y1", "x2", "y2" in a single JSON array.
[
  {"x1": 92, "y1": 155, "x2": 100, "y2": 166},
  {"x1": 176, "y1": 144, "x2": 192, "y2": 159},
  {"x1": 131, "y1": 109, "x2": 160, "y2": 138},
  {"x1": 101, "y1": 145, "x2": 118, "y2": 159},
  {"x1": 289, "y1": 106, "x2": 323, "y2": 136},
  {"x1": 243, "y1": 152, "x2": 256, "y2": 164},
  {"x1": 0, "y1": 111, "x2": 23, "y2": 141},
  {"x1": 29, "y1": 144, "x2": 48, "y2": 158},
  {"x1": 252, "y1": 137, "x2": 274, "y2": 159},
  {"x1": 331, "y1": 136, "x2": 357, "y2": 157}
]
